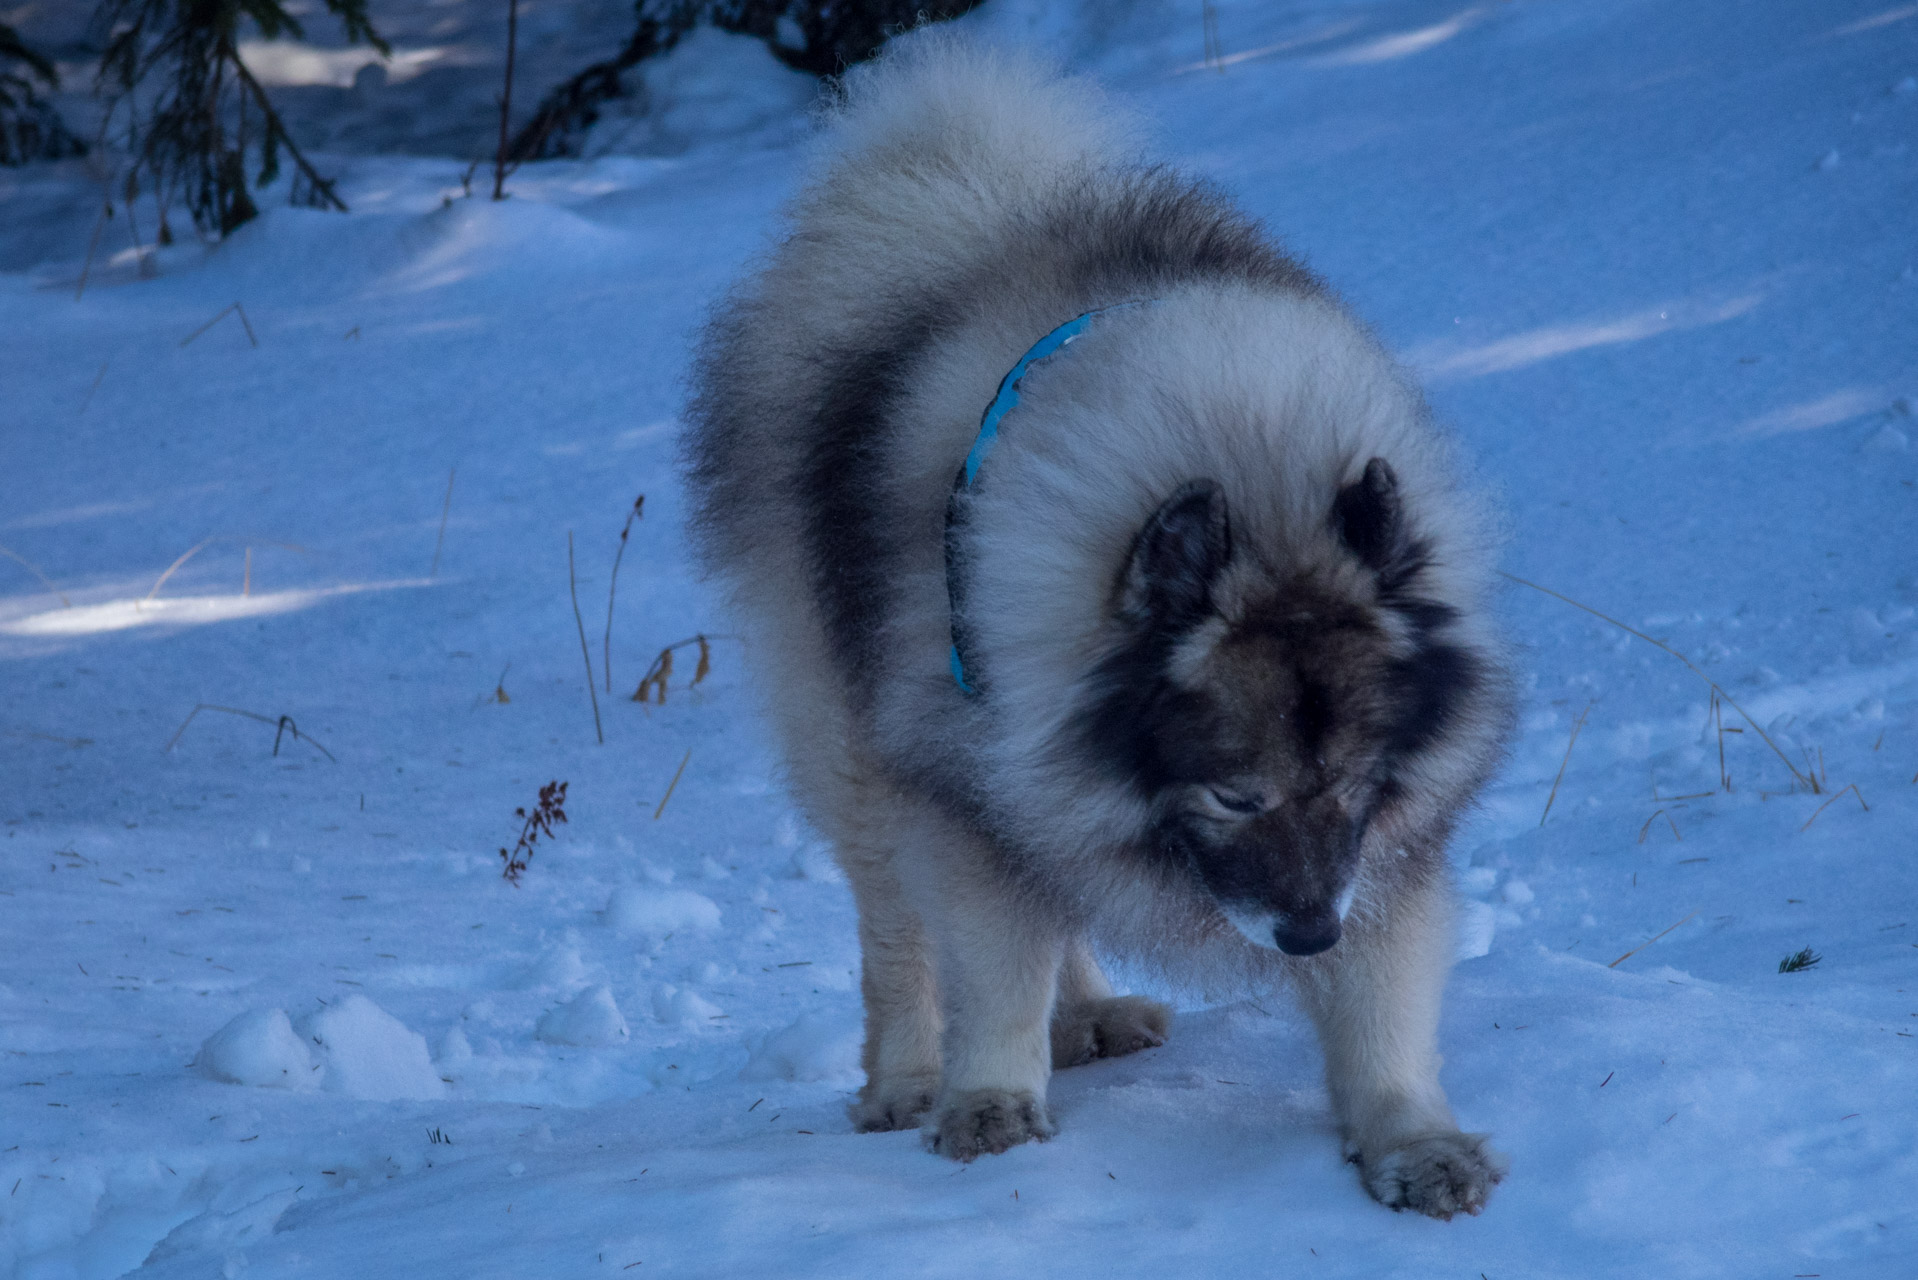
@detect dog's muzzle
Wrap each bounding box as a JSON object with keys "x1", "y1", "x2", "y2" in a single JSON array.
[
  {"x1": 1221, "y1": 903, "x2": 1344, "y2": 956},
  {"x1": 1271, "y1": 911, "x2": 1342, "y2": 956}
]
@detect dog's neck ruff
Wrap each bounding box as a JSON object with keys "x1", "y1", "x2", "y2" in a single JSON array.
[{"x1": 946, "y1": 301, "x2": 1150, "y2": 694}]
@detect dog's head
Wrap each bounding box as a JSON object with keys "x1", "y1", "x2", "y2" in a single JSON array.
[{"x1": 1075, "y1": 459, "x2": 1489, "y2": 956}]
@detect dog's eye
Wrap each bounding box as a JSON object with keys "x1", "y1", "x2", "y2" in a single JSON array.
[{"x1": 1206, "y1": 788, "x2": 1266, "y2": 816}]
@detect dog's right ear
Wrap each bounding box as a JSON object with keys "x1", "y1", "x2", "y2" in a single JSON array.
[
  {"x1": 1333, "y1": 457, "x2": 1403, "y2": 570},
  {"x1": 1118, "y1": 479, "x2": 1232, "y2": 627}
]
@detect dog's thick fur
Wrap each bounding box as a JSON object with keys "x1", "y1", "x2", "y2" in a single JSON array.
[{"x1": 683, "y1": 41, "x2": 1513, "y2": 1218}]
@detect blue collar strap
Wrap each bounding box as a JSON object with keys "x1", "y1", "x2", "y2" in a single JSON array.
[{"x1": 945, "y1": 301, "x2": 1148, "y2": 694}]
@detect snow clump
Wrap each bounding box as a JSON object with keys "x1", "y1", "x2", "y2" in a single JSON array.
[
  {"x1": 193, "y1": 1008, "x2": 319, "y2": 1090},
  {"x1": 651, "y1": 983, "x2": 724, "y2": 1029},
  {"x1": 293, "y1": 995, "x2": 447, "y2": 1101},
  {"x1": 1456, "y1": 900, "x2": 1498, "y2": 961},
  {"x1": 603, "y1": 884, "x2": 722, "y2": 940},
  {"x1": 739, "y1": 1012, "x2": 861, "y2": 1083},
  {"x1": 537, "y1": 985, "x2": 632, "y2": 1047}
]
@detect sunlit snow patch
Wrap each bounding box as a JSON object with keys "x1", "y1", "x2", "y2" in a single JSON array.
[
  {"x1": 1317, "y1": 5, "x2": 1489, "y2": 65},
  {"x1": 1734, "y1": 387, "x2": 1888, "y2": 438},
  {"x1": 0, "y1": 579, "x2": 433, "y2": 637},
  {"x1": 1409, "y1": 295, "x2": 1761, "y2": 381},
  {"x1": 237, "y1": 40, "x2": 459, "y2": 88}
]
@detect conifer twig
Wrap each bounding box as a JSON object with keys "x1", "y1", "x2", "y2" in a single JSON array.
[{"x1": 230, "y1": 56, "x2": 347, "y2": 213}]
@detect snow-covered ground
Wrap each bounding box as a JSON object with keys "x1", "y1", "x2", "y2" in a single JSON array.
[{"x1": 3, "y1": 1, "x2": 1916, "y2": 1276}]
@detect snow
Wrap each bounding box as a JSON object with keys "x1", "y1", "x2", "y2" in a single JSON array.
[
  {"x1": 2, "y1": 0, "x2": 1915, "y2": 1276},
  {"x1": 192, "y1": 1010, "x2": 317, "y2": 1092},
  {"x1": 537, "y1": 986, "x2": 631, "y2": 1048},
  {"x1": 739, "y1": 1013, "x2": 862, "y2": 1086},
  {"x1": 602, "y1": 883, "x2": 722, "y2": 941},
  {"x1": 294, "y1": 995, "x2": 447, "y2": 1102}
]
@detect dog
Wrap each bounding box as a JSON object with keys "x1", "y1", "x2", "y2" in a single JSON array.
[{"x1": 683, "y1": 38, "x2": 1513, "y2": 1218}]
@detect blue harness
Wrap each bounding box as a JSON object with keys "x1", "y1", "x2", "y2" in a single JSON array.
[{"x1": 945, "y1": 302, "x2": 1147, "y2": 694}]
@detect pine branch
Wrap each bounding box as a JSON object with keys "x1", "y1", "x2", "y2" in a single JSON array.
[{"x1": 229, "y1": 51, "x2": 347, "y2": 212}]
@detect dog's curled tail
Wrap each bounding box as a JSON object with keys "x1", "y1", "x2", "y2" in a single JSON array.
[{"x1": 812, "y1": 34, "x2": 1138, "y2": 211}]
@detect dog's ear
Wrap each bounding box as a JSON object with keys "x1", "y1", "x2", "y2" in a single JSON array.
[
  {"x1": 1119, "y1": 479, "x2": 1232, "y2": 626},
  {"x1": 1333, "y1": 457, "x2": 1402, "y2": 570}
]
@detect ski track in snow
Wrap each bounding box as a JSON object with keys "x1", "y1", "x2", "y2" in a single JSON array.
[{"x1": 3, "y1": 1, "x2": 1916, "y2": 1276}]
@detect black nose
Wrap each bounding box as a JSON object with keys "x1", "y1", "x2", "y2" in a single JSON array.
[{"x1": 1273, "y1": 916, "x2": 1341, "y2": 956}]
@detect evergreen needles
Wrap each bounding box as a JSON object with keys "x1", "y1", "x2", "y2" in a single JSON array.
[
  {"x1": 93, "y1": 0, "x2": 389, "y2": 237},
  {"x1": 1778, "y1": 947, "x2": 1821, "y2": 974},
  {"x1": 1, "y1": 21, "x2": 85, "y2": 165},
  {"x1": 509, "y1": 1, "x2": 986, "y2": 162}
]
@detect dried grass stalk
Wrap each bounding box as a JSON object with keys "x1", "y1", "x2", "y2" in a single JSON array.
[
  {"x1": 568, "y1": 531, "x2": 603, "y2": 745},
  {"x1": 1608, "y1": 911, "x2": 1697, "y2": 969},
  {"x1": 1539, "y1": 701, "x2": 1592, "y2": 826},
  {"x1": 1502, "y1": 572, "x2": 1818, "y2": 792},
  {"x1": 164, "y1": 703, "x2": 334, "y2": 761}
]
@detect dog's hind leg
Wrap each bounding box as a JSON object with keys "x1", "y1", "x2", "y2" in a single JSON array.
[
  {"x1": 1050, "y1": 940, "x2": 1171, "y2": 1069},
  {"x1": 1293, "y1": 864, "x2": 1506, "y2": 1219}
]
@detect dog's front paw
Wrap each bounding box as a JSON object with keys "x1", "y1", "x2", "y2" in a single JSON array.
[
  {"x1": 1051, "y1": 995, "x2": 1171, "y2": 1069},
  {"x1": 849, "y1": 1074, "x2": 938, "y2": 1132},
  {"x1": 923, "y1": 1088, "x2": 1055, "y2": 1161},
  {"x1": 1357, "y1": 1131, "x2": 1507, "y2": 1219}
]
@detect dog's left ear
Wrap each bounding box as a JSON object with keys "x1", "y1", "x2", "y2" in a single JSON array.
[
  {"x1": 1119, "y1": 479, "x2": 1232, "y2": 627},
  {"x1": 1333, "y1": 457, "x2": 1403, "y2": 570}
]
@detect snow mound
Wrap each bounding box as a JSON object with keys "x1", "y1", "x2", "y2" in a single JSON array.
[
  {"x1": 1861, "y1": 423, "x2": 1908, "y2": 453},
  {"x1": 516, "y1": 941, "x2": 591, "y2": 990},
  {"x1": 603, "y1": 885, "x2": 722, "y2": 940},
  {"x1": 193, "y1": 1008, "x2": 319, "y2": 1091},
  {"x1": 740, "y1": 1013, "x2": 861, "y2": 1084},
  {"x1": 1456, "y1": 899, "x2": 1498, "y2": 961},
  {"x1": 294, "y1": 995, "x2": 447, "y2": 1101},
  {"x1": 143, "y1": 1187, "x2": 299, "y2": 1270},
  {"x1": 651, "y1": 983, "x2": 724, "y2": 1029},
  {"x1": 537, "y1": 985, "x2": 631, "y2": 1047}
]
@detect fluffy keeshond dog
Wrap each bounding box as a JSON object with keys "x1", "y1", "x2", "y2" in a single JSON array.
[{"x1": 684, "y1": 40, "x2": 1513, "y2": 1218}]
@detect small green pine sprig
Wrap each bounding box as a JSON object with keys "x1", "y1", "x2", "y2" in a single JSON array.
[{"x1": 1778, "y1": 947, "x2": 1821, "y2": 974}]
